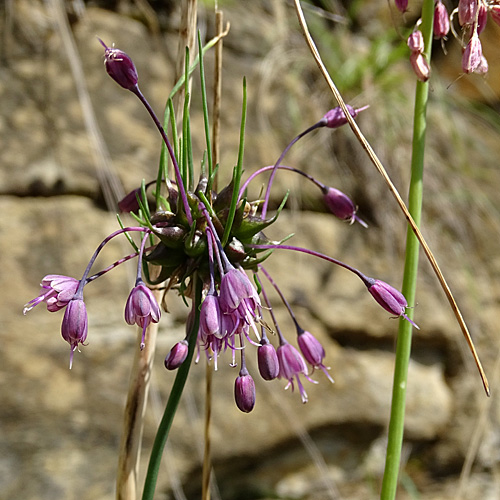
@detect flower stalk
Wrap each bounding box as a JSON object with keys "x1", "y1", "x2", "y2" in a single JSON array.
[{"x1": 380, "y1": 0, "x2": 434, "y2": 497}]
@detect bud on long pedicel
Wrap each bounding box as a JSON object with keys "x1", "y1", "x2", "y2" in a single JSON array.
[
  {"x1": 366, "y1": 278, "x2": 419, "y2": 329},
  {"x1": 395, "y1": 0, "x2": 408, "y2": 13},
  {"x1": 98, "y1": 38, "x2": 138, "y2": 91}
]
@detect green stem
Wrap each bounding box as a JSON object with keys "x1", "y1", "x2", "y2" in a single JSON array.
[
  {"x1": 380, "y1": 2, "x2": 434, "y2": 499},
  {"x1": 141, "y1": 277, "x2": 202, "y2": 500}
]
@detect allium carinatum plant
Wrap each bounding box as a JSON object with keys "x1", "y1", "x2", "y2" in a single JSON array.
[{"x1": 24, "y1": 1, "x2": 492, "y2": 498}]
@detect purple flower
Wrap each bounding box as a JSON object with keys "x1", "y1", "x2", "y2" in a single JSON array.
[
  {"x1": 98, "y1": 38, "x2": 138, "y2": 91},
  {"x1": 458, "y1": 0, "x2": 478, "y2": 26},
  {"x1": 366, "y1": 279, "x2": 419, "y2": 329},
  {"x1": 61, "y1": 298, "x2": 88, "y2": 368},
  {"x1": 462, "y1": 32, "x2": 483, "y2": 74},
  {"x1": 277, "y1": 342, "x2": 316, "y2": 403},
  {"x1": 321, "y1": 104, "x2": 367, "y2": 129},
  {"x1": 219, "y1": 268, "x2": 260, "y2": 313},
  {"x1": 257, "y1": 340, "x2": 279, "y2": 381},
  {"x1": 234, "y1": 368, "x2": 256, "y2": 413},
  {"x1": 297, "y1": 330, "x2": 334, "y2": 383},
  {"x1": 125, "y1": 281, "x2": 161, "y2": 349},
  {"x1": 164, "y1": 340, "x2": 189, "y2": 370},
  {"x1": 200, "y1": 294, "x2": 224, "y2": 339},
  {"x1": 117, "y1": 188, "x2": 141, "y2": 213},
  {"x1": 23, "y1": 275, "x2": 79, "y2": 314},
  {"x1": 433, "y1": 1, "x2": 450, "y2": 39},
  {"x1": 322, "y1": 186, "x2": 368, "y2": 228},
  {"x1": 395, "y1": 0, "x2": 408, "y2": 13}
]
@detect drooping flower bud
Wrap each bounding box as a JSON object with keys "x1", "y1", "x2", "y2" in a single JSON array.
[
  {"x1": 164, "y1": 340, "x2": 189, "y2": 370},
  {"x1": 409, "y1": 52, "x2": 430, "y2": 82},
  {"x1": 462, "y1": 32, "x2": 483, "y2": 74},
  {"x1": 199, "y1": 294, "x2": 223, "y2": 339},
  {"x1": 476, "y1": 3, "x2": 488, "y2": 34},
  {"x1": 458, "y1": 0, "x2": 478, "y2": 26},
  {"x1": 98, "y1": 38, "x2": 138, "y2": 91},
  {"x1": 257, "y1": 340, "x2": 279, "y2": 380},
  {"x1": 322, "y1": 186, "x2": 368, "y2": 228},
  {"x1": 433, "y1": 1, "x2": 450, "y2": 39},
  {"x1": 61, "y1": 298, "x2": 88, "y2": 368},
  {"x1": 395, "y1": 0, "x2": 408, "y2": 13},
  {"x1": 125, "y1": 280, "x2": 161, "y2": 349},
  {"x1": 407, "y1": 30, "x2": 424, "y2": 53},
  {"x1": 365, "y1": 278, "x2": 419, "y2": 329},
  {"x1": 321, "y1": 104, "x2": 367, "y2": 129},
  {"x1": 234, "y1": 368, "x2": 256, "y2": 413},
  {"x1": 297, "y1": 329, "x2": 334, "y2": 383}
]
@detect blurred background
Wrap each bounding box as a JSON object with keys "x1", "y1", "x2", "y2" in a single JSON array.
[{"x1": 2, "y1": 0, "x2": 500, "y2": 498}]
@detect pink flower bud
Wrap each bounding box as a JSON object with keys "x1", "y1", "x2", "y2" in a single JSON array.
[
  {"x1": 366, "y1": 278, "x2": 419, "y2": 329},
  {"x1": 407, "y1": 30, "x2": 424, "y2": 53},
  {"x1": 234, "y1": 369, "x2": 256, "y2": 413},
  {"x1": 98, "y1": 38, "x2": 139, "y2": 91},
  {"x1": 257, "y1": 341, "x2": 279, "y2": 380},
  {"x1": 458, "y1": 0, "x2": 478, "y2": 26},
  {"x1": 433, "y1": 1, "x2": 450, "y2": 39},
  {"x1": 462, "y1": 32, "x2": 483, "y2": 74},
  {"x1": 476, "y1": 3, "x2": 488, "y2": 34},
  {"x1": 409, "y1": 52, "x2": 430, "y2": 82},
  {"x1": 395, "y1": 0, "x2": 408, "y2": 13},
  {"x1": 61, "y1": 298, "x2": 88, "y2": 368},
  {"x1": 164, "y1": 340, "x2": 189, "y2": 370}
]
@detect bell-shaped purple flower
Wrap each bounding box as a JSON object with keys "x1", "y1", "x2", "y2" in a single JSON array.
[
  {"x1": 24, "y1": 275, "x2": 79, "y2": 314},
  {"x1": 61, "y1": 298, "x2": 88, "y2": 369},
  {"x1": 98, "y1": 38, "x2": 138, "y2": 91},
  {"x1": 234, "y1": 368, "x2": 256, "y2": 413},
  {"x1": 200, "y1": 294, "x2": 223, "y2": 338},
  {"x1": 257, "y1": 340, "x2": 279, "y2": 381},
  {"x1": 277, "y1": 342, "x2": 316, "y2": 403},
  {"x1": 118, "y1": 188, "x2": 141, "y2": 213},
  {"x1": 366, "y1": 278, "x2": 419, "y2": 329},
  {"x1": 125, "y1": 280, "x2": 161, "y2": 349},
  {"x1": 164, "y1": 340, "x2": 189, "y2": 370},
  {"x1": 297, "y1": 330, "x2": 334, "y2": 383},
  {"x1": 322, "y1": 186, "x2": 368, "y2": 228},
  {"x1": 219, "y1": 268, "x2": 260, "y2": 313}
]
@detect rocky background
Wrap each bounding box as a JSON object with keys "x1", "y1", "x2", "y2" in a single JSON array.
[{"x1": 2, "y1": 1, "x2": 500, "y2": 499}]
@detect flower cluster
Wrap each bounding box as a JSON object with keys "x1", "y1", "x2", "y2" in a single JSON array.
[
  {"x1": 24, "y1": 41, "x2": 418, "y2": 412},
  {"x1": 400, "y1": 0, "x2": 498, "y2": 78}
]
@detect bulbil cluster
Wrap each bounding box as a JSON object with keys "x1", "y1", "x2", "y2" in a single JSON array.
[{"x1": 24, "y1": 41, "x2": 417, "y2": 412}]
